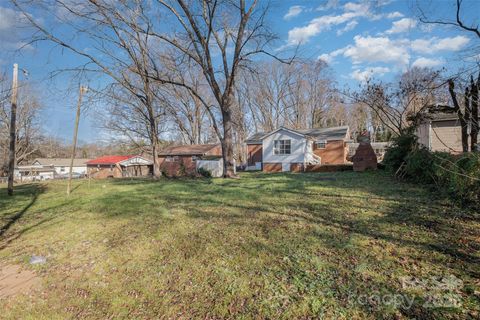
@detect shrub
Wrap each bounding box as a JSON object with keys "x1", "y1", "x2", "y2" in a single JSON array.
[
  {"x1": 383, "y1": 128, "x2": 418, "y2": 171},
  {"x1": 197, "y1": 167, "x2": 212, "y2": 178},
  {"x1": 384, "y1": 128, "x2": 480, "y2": 206},
  {"x1": 404, "y1": 148, "x2": 435, "y2": 183},
  {"x1": 433, "y1": 152, "x2": 480, "y2": 206}
]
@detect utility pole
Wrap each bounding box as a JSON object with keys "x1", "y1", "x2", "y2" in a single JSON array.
[
  {"x1": 67, "y1": 86, "x2": 87, "y2": 195},
  {"x1": 7, "y1": 64, "x2": 18, "y2": 196}
]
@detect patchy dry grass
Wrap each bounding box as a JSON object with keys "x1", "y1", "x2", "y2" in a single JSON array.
[{"x1": 0, "y1": 172, "x2": 479, "y2": 319}]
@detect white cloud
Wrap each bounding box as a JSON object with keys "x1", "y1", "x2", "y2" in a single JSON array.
[
  {"x1": 318, "y1": 48, "x2": 346, "y2": 64},
  {"x1": 386, "y1": 11, "x2": 404, "y2": 19},
  {"x1": 386, "y1": 18, "x2": 417, "y2": 34},
  {"x1": 337, "y1": 20, "x2": 358, "y2": 35},
  {"x1": 0, "y1": 6, "x2": 35, "y2": 51},
  {"x1": 284, "y1": 6, "x2": 303, "y2": 20},
  {"x1": 343, "y1": 35, "x2": 410, "y2": 66},
  {"x1": 286, "y1": 2, "x2": 374, "y2": 45},
  {"x1": 412, "y1": 57, "x2": 445, "y2": 68},
  {"x1": 316, "y1": 0, "x2": 339, "y2": 11},
  {"x1": 411, "y1": 36, "x2": 470, "y2": 54},
  {"x1": 343, "y1": 2, "x2": 369, "y2": 12},
  {"x1": 350, "y1": 67, "x2": 390, "y2": 82}
]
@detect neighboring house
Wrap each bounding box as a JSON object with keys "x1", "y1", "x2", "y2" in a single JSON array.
[
  {"x1": 158, "y1": 144, "x2": 222, "y2": 176},
  {"x1": 86, "y1": 155, "x2": 153, "y2": 179},
  {"x1": 32, "y1": 158, "x2": 91, "y2": 176},
  {"x1": 416, "y1": 113, "x2": 480, "y2": 153},
  {"x1": 246, "y1": 126, "x2": 350, "y2": 172},
  {"x1": 14, "y1": 165, "x2": 56, "y2": 181}
]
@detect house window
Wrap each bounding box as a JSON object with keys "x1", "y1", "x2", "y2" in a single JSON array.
[
  {"x1": 273, "y1": 140, "x2": 291, "y2": 155},
  {"x1": 316, "y1": 141, "x2": 327, "y2": 149},
  {"x1": 192, "y1": 156, "x2": 198, "y2": 161},
  {"x1": 60, "y1": 166, "x2": 65, "y2": 172}
]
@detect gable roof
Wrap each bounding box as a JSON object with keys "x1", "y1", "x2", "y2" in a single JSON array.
[
  {"x1": 246, "y1": 126, "x2": 349, "y2": 143},
  {"x1": 159, "y1": 144, "x2": 220, "y2": 156},
  {"x1": 246, "y1": 132, "x2": 265, "y2": 144},
  {"x1": 86, "y1": 155, "x2": 134, "y2": 165},
  {"x1": 33, "y1": 158, "x2": 91, "y2": 167},
  {"x1": 298, "y1": 126, "x2": 350, "y2": 141}
]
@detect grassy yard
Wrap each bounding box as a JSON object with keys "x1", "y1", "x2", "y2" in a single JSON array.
[{"x1": 0, "y1": 172, "x2": 479, "y2": 319}]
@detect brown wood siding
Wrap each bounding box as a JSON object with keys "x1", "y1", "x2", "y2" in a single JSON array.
[
  {"x1": 247, "y1": 144, "x2": 262, "y2": 166},
  {"x1": 313, "y1": 140, "x2": 347, "y2": 164}
]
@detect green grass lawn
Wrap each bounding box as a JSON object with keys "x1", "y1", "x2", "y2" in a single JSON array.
[{"x1": 1, "y1": 172, "x2": 479, "y2": 319}]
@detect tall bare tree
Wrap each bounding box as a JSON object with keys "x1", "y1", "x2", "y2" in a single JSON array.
[
  {"x1": 13, "y1": 0, "x2": 167, "y2": 177},
  {"x1": 148, "y1": 0, "x2": 285, "y2": 176}
]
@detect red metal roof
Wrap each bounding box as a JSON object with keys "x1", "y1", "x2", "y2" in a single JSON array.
[{"x1": 86, "y1": 155, "x2": 134, "y2": 165}]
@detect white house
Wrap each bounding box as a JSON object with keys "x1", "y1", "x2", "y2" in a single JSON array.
[
  {"x1": 32, "y1": 158, "x2": 91, "y2": 176},
  {"x1": 15, "y1": 165, "x2": 56, "y2": 181},
  {"x1": 246, "y1": 126, "x2": 350, "y2": 172}
]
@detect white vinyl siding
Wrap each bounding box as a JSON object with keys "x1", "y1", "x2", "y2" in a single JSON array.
[
  {"x1": 273, "y1": 140, "x2": 291, "y2": 155},
  {"x1": 263, "y1": 129, "x2": 308, "y2": 164}
]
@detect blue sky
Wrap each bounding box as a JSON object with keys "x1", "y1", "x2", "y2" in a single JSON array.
[{"x1": 1, "y1": 0, "x2": 479, "y2": 143}]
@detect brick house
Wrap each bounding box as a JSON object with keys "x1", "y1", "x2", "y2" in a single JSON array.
[
  {"x1": 86, "y1": 155, "x2": 153, "y2": 178},
  {"x1": 158, "y1": 144, "x2": 222, "y2": 176},
  {"x1": 246, "y1": 126, "x2": 350, "y2": 172}
]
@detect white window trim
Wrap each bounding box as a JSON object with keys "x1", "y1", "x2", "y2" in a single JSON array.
[
  {"x1": 273, "y1": 139, "x2": 291, "y2": 155},
  {"x1": 316, "y1": 140, "x2": 327, "y2": 149}
]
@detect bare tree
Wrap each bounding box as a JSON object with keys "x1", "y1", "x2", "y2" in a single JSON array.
[
  {"x1": 148, "y1": 0, "x2": 286, "y2": 177},
  {"x1": 418, "y1": 0, "x2": 480, "y2": 39},
  {"x1": 348, "y1": 68, "x2": 444, "y2": 136},
  {"x1": 13, "y1": 0, "x2": 167, "y2": 177},
  {"x1": 0, "y1": 80, "x2": 42, "y2": 173}
]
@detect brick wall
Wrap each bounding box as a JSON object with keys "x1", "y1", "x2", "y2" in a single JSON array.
[
  {"x1": 158, "y1": 155, "x2": 197, "y2": 177},
  {"x1": 313, "y1": 140, "x2": 347, "y2": 164},
  {"x1": 87, "y1": 165, "x2": 122, "y2": 179},
  {"x1": 263, "y1": 163, "x2": 282, "y2": 173}
]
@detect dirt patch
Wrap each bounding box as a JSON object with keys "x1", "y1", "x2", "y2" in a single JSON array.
[{"x1": 0, "y1": 264, "x2": 41, "y2": 299}]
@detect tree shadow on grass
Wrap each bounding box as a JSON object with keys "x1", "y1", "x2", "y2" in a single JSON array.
[
  {"x1": 0, "y1": 184, "x2": 46, "y2": 237},
  {"x1": 82, "y1": 172, "x2": 478, "y2": 318}
]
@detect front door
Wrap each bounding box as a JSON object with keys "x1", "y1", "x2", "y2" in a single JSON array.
[{"x1": 282, "y1": 162, "x2": 291, "y2": 172}]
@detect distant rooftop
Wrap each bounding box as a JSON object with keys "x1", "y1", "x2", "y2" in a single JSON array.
[
  {"x1": 33, "y1": 158, "x2": 91, "y2": 167},
  {"x1": 159, "y1": 144, "x2": 220, "y2": 156}
]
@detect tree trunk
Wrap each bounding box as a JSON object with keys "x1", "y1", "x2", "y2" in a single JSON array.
[
  {"x1": 221, "y1": 104, "x2": 236, "y2": 178},
  {"x1": 448, "y1": 79, "x2": 469, "y2": 152},
  {"x1": 150, "y1": 121, "x2": 161, "y2": 178},
  {"x1": 471, "y1": 77, "x2": 479, "y2": 152}
]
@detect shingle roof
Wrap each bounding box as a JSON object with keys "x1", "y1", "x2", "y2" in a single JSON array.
[
  {"x1": 86, "y1": 155, "x2": 134, "y2": 165},
  {"x1": 246, "y1": 132, "x2": 265, "y2": 144},
  {"x1": 298, "y1": 126, "x2": 350, "y2": 141},
  {"x1": 158, "y1": 144, "x2": 220, "y2": 156},
  {"x1": 246, "y1": 126, "x2": 349, "y2": 143},
  {"x1": 33, "y1": 158, "x2": 91, "y2": 167}
]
